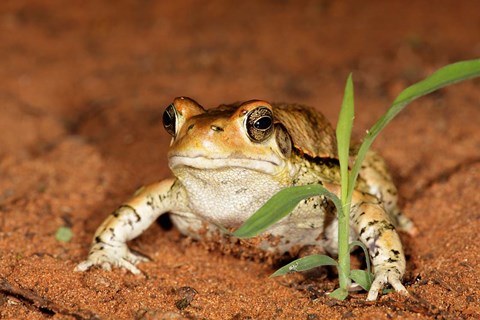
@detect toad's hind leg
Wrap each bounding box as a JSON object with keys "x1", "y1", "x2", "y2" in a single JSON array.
[{"x1": 355, "y1": 149, "x2": 417, "y2": 235}]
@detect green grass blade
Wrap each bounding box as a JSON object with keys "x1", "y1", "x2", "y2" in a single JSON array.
[
  {"x1": 350, "y1": 269, "x2": 372, "y2": 291},
  {"x1": 393, "y1": 59, "x2": 480, "y2": 107},
  {"x1": 329, "y1": 287, "x2": 349, "y2": 300},
  {"x1": 335, "y1": 74, "x2": 355, "y2": 291},
  {"x1": 336, "y1": 73, "x2": 354, "y2": 205},
  {"x1": 350, "y1": 59, "x2": 480, "y2": 191},
  {"x1": 233, "y1": 184, "x2": 341, "y2": 238},
  {"x1": 271, "y1": 254, "x2": 338, "y2": 277},
  {"x1": 349, "y1": 240, "x2": 373, "y2": 286}
]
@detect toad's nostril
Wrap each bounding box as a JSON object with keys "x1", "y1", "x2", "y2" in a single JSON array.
[{"x1": 210, "y1": 125, "x2": 224, "y2": 132}]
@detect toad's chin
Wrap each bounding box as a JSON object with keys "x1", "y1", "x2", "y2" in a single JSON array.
[{"x1": 168, "y1": 155, "x2": 283, "y2": 175}]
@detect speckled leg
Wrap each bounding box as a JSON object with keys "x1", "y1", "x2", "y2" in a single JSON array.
[
  {"x1": 75, "y1": 178, "x2": 181, "y2": 274},
  {"x1": 357, "y1": 150, "x2": 417, "y2": 235},
  {"x1": 351, "y1": 191, "x2": 408, "y2": 301}
]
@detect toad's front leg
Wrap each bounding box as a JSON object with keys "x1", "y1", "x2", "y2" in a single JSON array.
[
  {"x1": 351, "y1": 192, "x2": 408, "y2": 301},
  {"x1": 75, "y1": 178, "x2": 181, "y2": 274}
]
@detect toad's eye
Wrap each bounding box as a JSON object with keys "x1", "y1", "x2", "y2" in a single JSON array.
[
  {"x1": 245, "y1": 106, "x2": 274, "y2": 142},
  {"x1": 163, "y1": 104, "x2": 177, "y2": 137}
]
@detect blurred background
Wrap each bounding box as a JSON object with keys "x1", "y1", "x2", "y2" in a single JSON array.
[{"x1": 1, "y1": 0, "x2": 479, "y2": 201}]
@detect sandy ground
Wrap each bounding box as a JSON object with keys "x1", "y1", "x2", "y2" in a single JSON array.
[{"x1": 0, "y1": 1, "x2": 479, "y2": 319}]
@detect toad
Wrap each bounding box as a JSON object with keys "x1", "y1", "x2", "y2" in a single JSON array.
[{"x1": 75, "y1": 97, "x2": 415, "y2": 300}]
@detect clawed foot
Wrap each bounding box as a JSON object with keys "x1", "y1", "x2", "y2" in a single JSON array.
[
  {"x1": 75, "y1": 244, "x2": 149, "y2": 274},
  {"x1": 367, "y1": 268, "x2": 408, "y2": 301}
]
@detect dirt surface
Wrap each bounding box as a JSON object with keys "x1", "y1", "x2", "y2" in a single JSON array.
[{"x1": 1, "y1": 1, "x2": 479, "y2": 319}]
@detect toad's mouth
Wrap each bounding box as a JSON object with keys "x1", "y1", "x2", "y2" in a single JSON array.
[{"x1": 168, "y1": 155, "x2": 282, "y2": 175}]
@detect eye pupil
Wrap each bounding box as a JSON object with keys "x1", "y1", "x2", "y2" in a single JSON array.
[
  {"x1": 254, "y1": 116, "x2": 272, "y2": 130},
  {"x1": 163, "y1": 110, "x2": 172, "y2": 126}
]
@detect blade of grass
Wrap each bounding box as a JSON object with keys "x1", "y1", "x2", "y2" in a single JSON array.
[
  {"x1": 349, "y1": 240, "x2": 373, "y2": 286},
  {"x1": 329, "y1": 287, "x2": 349, "y2": 300},
  {"x1": 349, "y1": 241, "x2": 374, "y2": 292},
  {"x1": 233, "y1": 185, "x2": 341, "y2": 238},
  {"x1": 336, "y1": 73, "x2": 354, "y2": 205},
  {"x1": 271, "y1": 255, "x2": 337, "y2": 277},
  {"x1": 335, "y1": 74, "x2": 355, "y2": 293},
  {"x1": 350, "y1": 59, "x2": 480, "y2": 190},
  {"x1": 350, "y1": 269, "x2": 372, "y2": 291}
]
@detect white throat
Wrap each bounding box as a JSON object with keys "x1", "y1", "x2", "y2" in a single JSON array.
[{"x1": 171, "y1": 165, "x2": 287, "y2": 227}]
